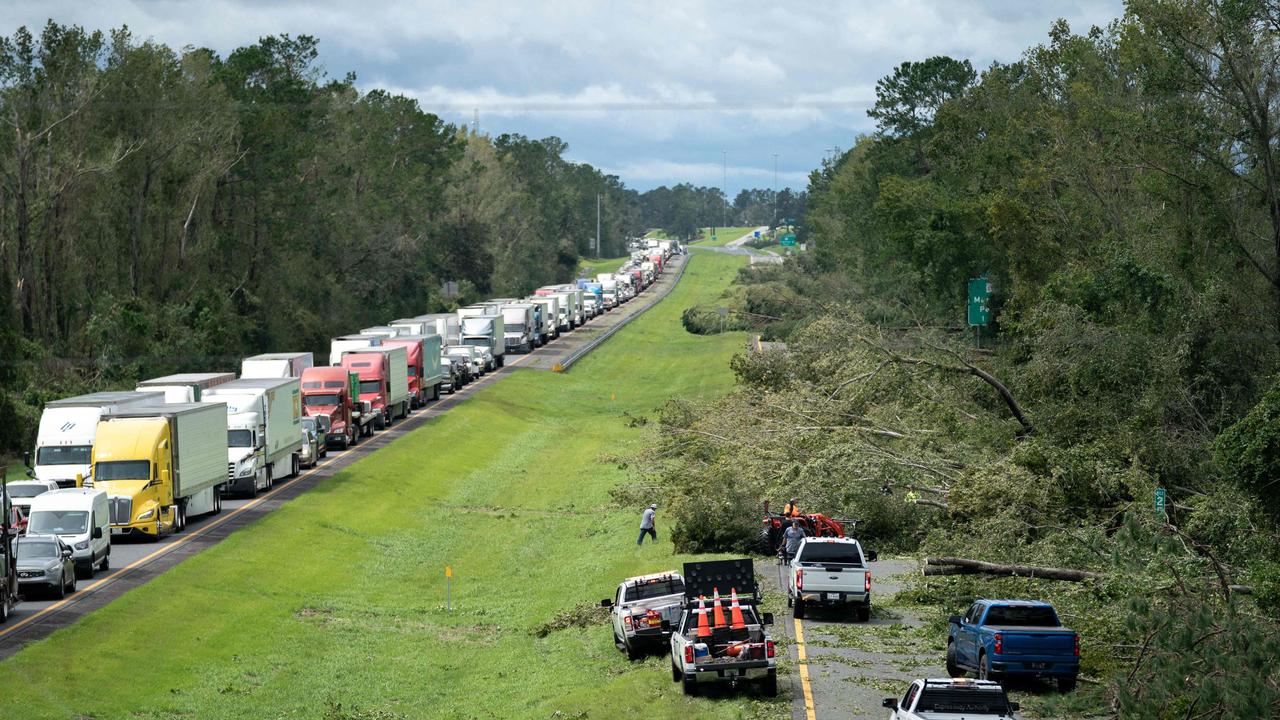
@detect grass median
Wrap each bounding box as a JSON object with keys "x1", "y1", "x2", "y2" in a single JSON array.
[
  {"x1": 695, "y1": 226, "x2": 757, "y2": 247},
  {"x1": 0, "y1": 251, "x2": 784, "y2": 719}
]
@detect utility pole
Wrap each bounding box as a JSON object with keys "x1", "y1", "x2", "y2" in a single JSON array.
[
  {"x1": 722, "y1": 150, "x2": 727, "y2": 229},
  {"x1": 773, "y1": 153, "x2": 779, "y2": 230},
  {"x1": 595, "y1": 193, "x2": 601, "y2": 259}
]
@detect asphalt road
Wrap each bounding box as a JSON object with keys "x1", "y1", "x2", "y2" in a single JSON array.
[
  {"x1": 696, "y1": 226, "x2": 785, "y2": 264},
  {"x1": 0, "y1": 257, "x2": 690, "y2": 659}
]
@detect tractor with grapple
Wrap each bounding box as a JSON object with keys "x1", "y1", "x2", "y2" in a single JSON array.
[{"x1": 759, "y1": 500, "x2": 859, "y2": 555}]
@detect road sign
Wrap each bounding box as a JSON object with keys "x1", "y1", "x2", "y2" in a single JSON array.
[
  {"x1": 967, "y1": 277, "x2": 992, "y2": 326},
  {"x1": 1154, "y1": 487, "x2": 1166, "y2": 514},
  {"x1": 780, "y1": 234, "x2": 797, "y2": 246}
]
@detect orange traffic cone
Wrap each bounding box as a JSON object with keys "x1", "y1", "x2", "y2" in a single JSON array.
[
  {"x1": 729, "y1": 588, "x2": 746, "y2": 630},
  {"x1": 695, "y1": 596, "x2": 712, "y2": 639},
  {"x1": 712, "y1": 587, "x2": 727, "y2": 628}
]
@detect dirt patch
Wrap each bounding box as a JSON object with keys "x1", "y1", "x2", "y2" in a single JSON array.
[{"x1": 534, "y1": 602, "x2": 609, "y2": 638}]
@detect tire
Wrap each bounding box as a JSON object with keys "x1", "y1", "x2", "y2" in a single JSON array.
[
  {"x1": 681, "y1": 673, "x2": 698, "y2": 696},
  {"x1": 375, "y1": 414, "x2": 386, "y2": 431},
  {"x1": 292, "y1": 454, "x2": 300, "y2": 478},
  {"x1": 212, "y1": 491, "x2": 222, "y2": 515},
  {"x1": 857, "y1": 604, "x2": 871, "y2": 622},
  {"x1": 177, "y1": 503, "x2": 187, "y2": 532},
  {"x1": 1058, "y1": 676, "x2": 1078, "y2": 693},
  {"x1": 625, "y1": 640, "x2": 642, "y2": 662},
  {"x1": 55, "y1": 577, "x2": 66, "y2": 599},
  {"x1": 793, "y1": 597, "x2": 806, "y2": 619},
  {"x1": 946, "y1": 643, "x2": 965, "y2": 678},
  {"x1": 758, "y1": 525, "x2": 775, "y2": 554},
  {"x1": 66, "y1": 572, "x2": 76, "y2": 595},
  {"x1": 978, "y1": 652, "x2": 993, "y2": 681},
  {"x1": 340, "y1": 433, "x2": 350, "y2": 451},
  {"x1": 762, "y1": 670, "x2": 778, "y2": 697},
  {"x1": 671, "y1": 661, "x2": 681, "y2": 683},
  {"x1": 100, "y1": 554, "x2": 109, "y2": 571},
  {"x1": 266, "y1": 468, "x2": 274, "y2": 491},
  {"x1": 786, "y1": 594, "x2": 793, "y2": 608},
  {"x1": 1, "y1": 597, "x2": 9, "y2": 623}
]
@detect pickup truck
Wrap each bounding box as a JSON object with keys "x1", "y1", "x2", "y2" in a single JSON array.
[
  {"x1": 667, "y1": 559, "x2": 777, "y2": 697},
  {"x1": 601, "y1": 571, "x2": 685, "y2": 660},
  {"x1": 788, "y1": 536, "x2": 873, "y2": 621},
  {"x1": 883, "y1": 678, "x2": 1021, "y2": 719},
  {"x1": 946, "y1": 599, "x2": 1080, "y2": 691}
]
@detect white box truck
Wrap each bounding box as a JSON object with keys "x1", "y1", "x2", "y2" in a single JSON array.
[
  {"x1": 29, "y1": 391, "x2": 164, "y2": 488},
  {"x1": 370, "y1": 345, "x2": 411, "y2": 421},
  {"x1": 202, "y1": 378, "x2": 303, "y2": 495},
  {"x1": 528, "y1": 297, "x2": 560, "y2": 341},
  {"x1": 240, "y1": 352, "x2": 314, "y2": 379},
  {"x1": 415, "y1": 314, "x2": 461, "y2": 344},
  {"x1": 136, "y1": 372, "x2": 236, "y2": 403},
  {"x1": 329, "y1": 334, "x2": 383, "y2": 366},
  {"x1": 390, "y1": 318, "x2": 432, "y2": 336},
  {"x1": 550, "y1": 291, "x2": 579, "y2": 329},
  {"x1": 93, "y1": 402, "x2": 227, "y2": 539},
  {"x1": 500, "y1": 303, "x2": 537, "y2": 354},
  {"x1": 459, "y1": 314, "x2": 506, "y2": 368},
  {"x1": 360, "y1": 326, "x2": 403, "y2": 339}
]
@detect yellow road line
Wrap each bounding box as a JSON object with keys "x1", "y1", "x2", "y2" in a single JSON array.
[{"x1": 794, "y1": 617, "x2": 817, "y2": 720}]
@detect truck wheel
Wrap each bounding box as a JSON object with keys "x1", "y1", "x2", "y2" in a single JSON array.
[
  {"x1": 292, "y1": 454, "x2": 300, "y2": 478},
  {"x1": 978, "y1": 651, "x2": 995, "y2": 681},
  {"x1": 375, "y1": 414, "x2": 386, "y2": 431},
  {"x1": 65, "y1": 572, "x2": 76, "y2": 594},
  {"x1": 339, "y1": 433, "x2": 350, "y2": 450},
  {"x1": 176, "y1": 503, "x2": 187, "y2": 532},
  {"x1": 671, "y1": 661, "x2": 681, "y2": 682},
  {"x1": 793, "y1": 597, "x2": 806, "y2": 619},
  {"x1": 856, "y1": 604, "x2": 871, "y2": 622},
  {"x1": 945, "y1": 643, "x2": 965, "y2": 678},
  {"x1": 1058, "y1": 676, "x2": 1078, "y2": 693},
  {"x1": 625, "y1": 640, "x2": 642, "y2": 661},
  {"x1": 761, "y1": 670, "x2": 778, "y2": 697},
  {"x1": 681, "y1": 673, "x2": 698, "y2": 696},
  {"x1": 0, "y1": 597, "x2": 8, "y2": 623},
  {"x1": 266, "y1": 468, "x2": 274, "y2": 491},
  {"x1": 758, "y1": 525, "x2": 776, "y2": 554},
  {"x1": 100, "y1": 554, "x2": 109, "y2": 571}
]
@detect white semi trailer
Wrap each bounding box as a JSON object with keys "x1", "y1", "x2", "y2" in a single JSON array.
[
  {"x1": 241, "y1": 352, "x2": 314, "y2": 379},
  {"x1": 202, "y1": 378, "x2": 303, "y2": 496}
]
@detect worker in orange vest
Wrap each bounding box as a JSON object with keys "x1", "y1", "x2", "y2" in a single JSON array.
[{"x1": 783, "y1": 498, "x2": 801, "y2": 517}]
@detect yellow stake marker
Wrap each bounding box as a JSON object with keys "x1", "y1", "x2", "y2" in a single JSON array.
[{"x1": 445, "y1": 565, "x2": 453, "y2": 611}]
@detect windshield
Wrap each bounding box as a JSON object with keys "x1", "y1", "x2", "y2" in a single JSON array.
[
  {"x1": 915, "y1": 688, "x2": 1011, "y2": 713},
  {"x1": 624, "y1": 578, "x2": 685, "y2": 602},
  {"x1": 228, "y1": 429, "x2": 254, "y2": 448},
  {"x1": 461, "y1": 338, "x2": 488, "y2": 348},
  {"x1": 797, "y1": 542, "x2": 864, "y2": 565},
  {"x1": 28, "y1": 510, "x2": 88, "y2": 535},
  {"x1": 16, "y1": 539, "x2": 59, "y2": 560},
  {"x1": 6, "y1": 484, "x2": 49, "y2": 499},
  {"x1": 358, "y1": 380, "x2": 381, "y2": 394},
  {"x1": 984, "y1": 605, "x2": 1060, "y2": 627},
  {"x1": 301, "y1": 418, "x2": 316, "y2": 431},
  {"x1": 35, "y1": 445, "x2": 91, "y2": 466},
  {"x1": 95, "y1": 460, "x2": 150, "y2": 481},
  {"x1": 304, "y1": 394, "x2": 339, "y2": 407}
]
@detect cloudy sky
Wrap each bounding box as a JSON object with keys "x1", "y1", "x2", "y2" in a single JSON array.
[{"x1": 3, "y1": 1, "x2": 1124, "y2": 193}]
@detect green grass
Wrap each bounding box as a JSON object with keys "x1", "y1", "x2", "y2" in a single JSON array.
[
  {"x1": 694, "y1": 226, "x2": 758, "y2": 247},
  {"x1": 0, "y1": 252, "x2": 784, "y2": 719},
  {"x1": 643, "y1": 229, "x2": 668, "y2": 238},
  {"x1": 577, "y1": 254, "x2": 630, "y2": 278}
]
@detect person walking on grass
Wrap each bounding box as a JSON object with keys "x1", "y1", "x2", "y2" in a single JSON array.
[{"x1": 637, "y1": 503, "x2": 658, "y2": 545}]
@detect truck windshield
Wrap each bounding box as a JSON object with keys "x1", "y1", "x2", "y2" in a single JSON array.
[
  {"x1": 625, "y1": 578, "x2": 686, "y2": 602},
  {"x1": 16, "y1": 539, "x2": 58, "y2": 559},
  {"x1": 35, "y1": 445, "x2": 91, "y2": 466},
  {"x1": 797, "y1": 542, "x2": 864, "y2": 565},
  {"x1": 461, "y1": 338, "x2": 488, "y2": 347},
  {"x1": 984, "y1": 605, "x2": 1060, "y2": 627},
  {"x1": 27, "y1": 510, "x2": 88, "y2": 535},
  {"x1": 358, "y1": 381, "x2": 381, "y2": 394},
  {"x1": 303, "y1": 394, "x2": 340, "y2": 407},
  {"x1": 915, "y1": 688, "x2": 1011, "y2": 713},
  {"x1": 5, "y1": 484, "x2": 49, "y2": 499},
  {"x1": 95, "y1": 460, "x2": 151, "y2": 481},
  {"x1": 228, "y1": 430, "x2": 254, "y2": 448}
]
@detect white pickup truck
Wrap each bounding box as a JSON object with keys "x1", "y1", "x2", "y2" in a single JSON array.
[
  {"x1": 883, "y1": 678, "x2": 1021, "y2": 719},
  {"x1": 601, "y1": 571, "x2": 685, "y2": 660},
  {"x1": 788, "y1": 536, "x2": 873, "y2": 621},
  {"x1": 667, "y1": 559, "x2": 777, "y2": 697}
]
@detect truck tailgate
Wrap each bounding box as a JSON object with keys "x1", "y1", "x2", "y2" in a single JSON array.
[
  {"x1": 798, "y1": 565, "x2": 868, "y2": 593},
  {"x1": 995, "y1": 626, "x2": 1077, "y2": 656}
]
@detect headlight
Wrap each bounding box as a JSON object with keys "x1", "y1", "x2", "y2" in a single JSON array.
[
  {"x1": 73, "y1": 540, "x2": 89, "y2": 550},
  {"x1": 137, "y1": 508, "x2": 155, "y2": 520}
]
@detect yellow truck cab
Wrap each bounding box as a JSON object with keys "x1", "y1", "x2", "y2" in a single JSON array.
[{"x1": 91, "y1": 402, "x2": 227, "y2": 539}]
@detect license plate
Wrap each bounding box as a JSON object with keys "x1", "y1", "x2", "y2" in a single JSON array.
[
  {"x1": 111, "y1": 528, "x2": 124, "y2": 535},
  {"x1": 825, "y1": 593, "x2": 841, "y2": 601},
  {"x1": 1028, "y1": 662, "x2": 1050, "y2": 670}
]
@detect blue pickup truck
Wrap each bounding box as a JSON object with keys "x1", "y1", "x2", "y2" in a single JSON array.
[{"x1": 946, "y1": 599, "x2": 1079, "y2": 692}]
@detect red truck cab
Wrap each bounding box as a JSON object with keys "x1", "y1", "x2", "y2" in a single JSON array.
[
  {"x1": 300, "y1": 367, "x2": 361, "y2": 449},
  {"x1": 631, "y1": 270, "x2": 645, "y2": 289},
  {"x1": 381, "y1": 338, "x2": 426, "y2": 408},
  {"x1": 340, "y1": 352, "x2": 391, "y2": 431}
]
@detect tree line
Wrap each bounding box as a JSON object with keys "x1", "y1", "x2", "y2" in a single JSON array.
[{"x1": 651, "y1": 1, "x2": 1280, "y2": 714}]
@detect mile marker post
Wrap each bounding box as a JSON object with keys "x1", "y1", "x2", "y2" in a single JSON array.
[{"x1": 445, "y1": 565, "x2": 453, "y2": 612}]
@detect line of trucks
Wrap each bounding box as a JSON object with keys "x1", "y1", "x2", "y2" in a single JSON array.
[{"x1": 0, "y1": 249, "x2": 678, "y2": 618}]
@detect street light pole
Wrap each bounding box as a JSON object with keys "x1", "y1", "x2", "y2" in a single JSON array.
[
  {"x1": 595, "y1": 193, "x2": 601, "y2": 259},
  {"x1": 722, "y1": 150, "x2": 727, "y2": 229},
  {"x1": 773, "y1": 153, "x2": 779, "y2": 229}
]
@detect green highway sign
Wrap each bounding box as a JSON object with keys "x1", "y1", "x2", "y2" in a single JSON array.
[
  {"x1": 967, "y1": 277, "x2": 992, "y2": 327},
  {"x1": 780, "y1": 234, "x2": 797, "y2": 246},
  {"x1": 1155, "y1": 487, "x2": 1166, "y2": 513}
]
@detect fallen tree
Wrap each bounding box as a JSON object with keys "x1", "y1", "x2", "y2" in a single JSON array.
[{"x1": 923, "y1": 556, "x2": 1103, "y2": 582}]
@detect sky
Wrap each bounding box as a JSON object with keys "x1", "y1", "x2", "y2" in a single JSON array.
[{"x1": 1, "y1": 1, "x2": 1126, "y2": 193}]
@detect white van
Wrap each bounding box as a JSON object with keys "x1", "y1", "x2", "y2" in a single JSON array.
[{"x1": 25, "y1": 488, "x2": 110, "y2": 578}]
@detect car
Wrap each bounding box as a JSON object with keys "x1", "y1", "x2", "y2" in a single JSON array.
[
  {"x1": 883, "y1": 678, "x2": 1020, "y2": 719},
  {"x1": 14, "y1": 534, "x2": 77, "y2": 598},
  {"x1": 4, "y1": 479, "x2": 59, "y2": 533},
  {"x1": 299, "y1": 417, "x2": 323, "y2": 468},
  {"x1": 947, "y1": 599, "x2": 1080, "y2": 691},
  {"x1": 439, "y1": 354, "x2": 463, "y2": 392},
  {"x1": 445, "y1": 346, "x2": 485, "y2": 378},
  {"x1": 601, "y1": 571, "x2": 686, "y2": 660},
  {"x1": 787, "y1": 536, "x2": 874, "y2": 621}
]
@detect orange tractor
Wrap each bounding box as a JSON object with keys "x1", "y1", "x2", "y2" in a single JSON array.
[{"x1": 759, "y1": 500, "x2": 860, "y2": 555}]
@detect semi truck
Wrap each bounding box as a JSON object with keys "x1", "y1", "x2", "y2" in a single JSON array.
[
  {"x1": 382, "y1": 335, "x2": 445, "y2": 407},
  {"x1": 0, "y1": 475, "x2": 17, "y2": 621},
  {"x1": 499, "y1": 303, "x2": 537, "y2": 354},
  {"x1": 390, "y1": 318, "x2": 432, "y2": 337},
  {"x1": 300, "y1": 366, "x2": 373, "y2": 448},
  {"x1": 202, "y1": 378, "x2": 304, "y2": 496},
  {"x1": 136, "y1": 373, "x2": 236, "y2": 403},
  {"x1": 240, "y1": 352, "x2": 313, "y2": 379},
  {"x1": 536, "y1": 289, "x2": 574, "y2": 331},
  {"x1": 415, "y1": 314, "x2": 461, "y2": 345},
  {"x1": 341, "y1": 347, "x2": 409, "y2": 429},
  {"x1": 528, "y1": 297, "x2": 560, "y2": 341},
  {"x1": 93, "y1": 402, "x2": 228, "y2": 538},
  {"x1": 329, "y1": 334, "x2": 383, "y2": 366},
  {"x1": 29, "y1": 391, "x2": 164, "y2": 488},
  {"x1": 459, "y1": 314, "x2": 506, "y2": 369},
  {"x1": 360, "y1": 326, "x2": 403, "y2": 339}
]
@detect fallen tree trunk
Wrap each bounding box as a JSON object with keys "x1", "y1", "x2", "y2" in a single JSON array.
[{"x1": 924, "y1": 556, "x2": 1103, "y2": 582}]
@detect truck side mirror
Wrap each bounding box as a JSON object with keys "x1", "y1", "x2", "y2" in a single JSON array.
[
  {"x1": 948, "y1": 614, "x2": 963, "y2": 625},
  {"x1": 22, "y1": 451, "x2": 30, "y2": 468},
  {"x1": 92, "y1": 527, "x2": 103, "y2": 539},
  {"x1": 762, "y1": 612, "x2": 774, "y2": 625},
  {"x1": 882, "y1": 698, "x2": 898, "y2": 710},
  {"x1": 600, "y1": 599, "x2": 612, "y2": 608},
  {"x1": 62, "y1": 548, "x2": 72, "y2": 558}
]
